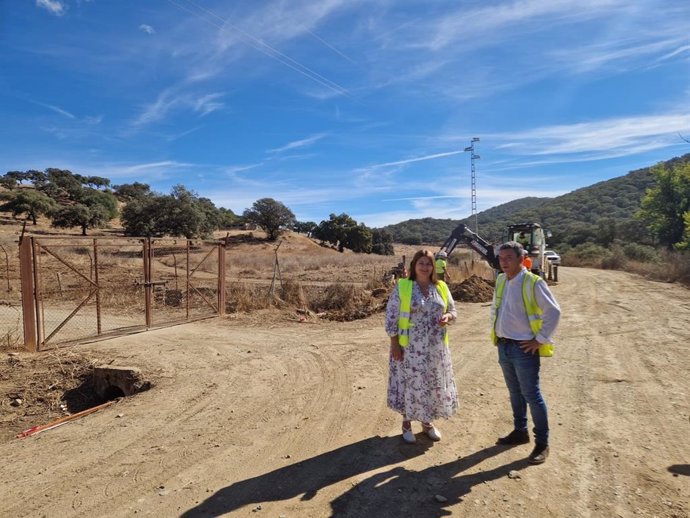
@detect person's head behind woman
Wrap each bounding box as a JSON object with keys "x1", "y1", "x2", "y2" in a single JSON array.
[{"x1": 408, "y1": 249, "x2": 439, "y2": 284}]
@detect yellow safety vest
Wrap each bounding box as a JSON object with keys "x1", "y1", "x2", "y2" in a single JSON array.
[
  {"x1": 435, "y1": 258, "x2": 447, "y2": 275},
  {"x1": 397, "y1": 279, "x2": 450, "y2": 347},
  {"x1": 490, "y1": 271, "x2": 554, "y2": 357}
]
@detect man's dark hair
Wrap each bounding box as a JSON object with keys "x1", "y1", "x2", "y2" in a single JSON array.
[{"x1": 499, "y1": 241, "x2": 523, "y2": 258}]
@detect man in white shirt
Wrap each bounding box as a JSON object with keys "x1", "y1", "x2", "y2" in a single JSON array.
[{"x1": 491, "y1": 241, "x2": 561, "y2": 464}]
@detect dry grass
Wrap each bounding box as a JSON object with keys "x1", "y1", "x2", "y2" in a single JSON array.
[
  {"x1": 622, "y1": 251, "x2": 690, "y2": 285},
  {"x1": 564, "y1": 244, "x2": 689, "y2": 287},
  {"x1": 279, "y1": 279, "x2": 307, "y2": 308},
  {"x1": 0, "y1": 348, "x2": 102, "y2": 443},
  {"x1": 225, "y1": 282, "x2": 272, "y2": 313}
]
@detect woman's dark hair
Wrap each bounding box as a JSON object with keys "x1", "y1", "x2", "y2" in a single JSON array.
[{"x1": 408, "y1": 249, "x2": 438, "y2": 284}]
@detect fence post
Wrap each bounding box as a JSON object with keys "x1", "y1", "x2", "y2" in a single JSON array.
[
  {"x1": 143, "y1": 238, "x2": 152, "y2": 328},
  {"x1": 19, "y1": 237, "x2": 37, "y2": 352},
  {"x1": 218, "y1": 242, "x2": 226, "y2": 316}
]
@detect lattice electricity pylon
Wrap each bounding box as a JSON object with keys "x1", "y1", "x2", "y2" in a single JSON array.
[{"x1": 463, "y1": 137, "x2": 481, "y2": 233}]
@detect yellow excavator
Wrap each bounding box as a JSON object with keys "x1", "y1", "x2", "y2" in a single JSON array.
[{"x1": 439, "y1": 222, "x2": 551, "y2": 278}]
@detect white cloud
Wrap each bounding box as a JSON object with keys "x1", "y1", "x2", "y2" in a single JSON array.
[
  {"x1": 132, "y1": 89, "x2": 225, "y2": 127},
  {"x1": 124, "y1": 161, "x2": 195, "y2": 173},
  {"x1": 36, "y1": 0, "x2": 66, "y2": 16},
  {"x1": 362, "y1": 150, "x2": 465, "y2": 170},
  {"x1": 224, "y1": 163, "x2": 264, "y2": 175},
  {"x1": 193, "y1": 93, "x2": 224, "y2": 116},
  {"x1": 267, "y1": 134, "x2": 326, "y2": 154},
  {"x1": 43, "y1": 103, "x2": 75, "y2": 119},
  {"x1": 139, "y1": 24, "x2": 155, "y2": 35},
  {"x1": 494, "y1": 113, "x2": 690, "y2": 157},
  {"x1": 133, "y1": 89, "x2": 179, "y2": 126}
]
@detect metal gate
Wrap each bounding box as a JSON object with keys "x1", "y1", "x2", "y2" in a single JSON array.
[{"x1": 20, "y1": 236, "x2": 226, "y2": 350}]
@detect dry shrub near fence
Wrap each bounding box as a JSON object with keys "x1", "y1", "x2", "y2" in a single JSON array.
[
  {"x1": 279, "y1": 279, "x2": 307, "y2": 308},
  {"x1": 1, "y1": 307, "x2": 23, "y2": 349},
  {"x1": 310, "y1": 283, "x2": 370, "y2": 313},
  {"x1": 225, "y1": 283, "x2": 271, "y2": 313}
]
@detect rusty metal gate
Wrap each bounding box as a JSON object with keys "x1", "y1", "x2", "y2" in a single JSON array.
[{"x1": 20, "y1": 236, "x2": 226, "y2": 350}]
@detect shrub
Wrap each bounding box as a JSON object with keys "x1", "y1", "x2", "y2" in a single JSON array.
[
  {"x1": 622, "y1": 243, "x2": 659, "y2": 263},
  {"x1": 310, "y1": 283, "x2": 369, "y2": 312},
  {"x1": 279, "y1": 279, "x2": 306, "y2": 308},
  {"x1": 225, "y1": 282, "x2": 269, "y2": 312},
  {"x1": 600, "y1": 245, "x2": 627, "y2": 270},
  {"x1": 562, "y1": 243, "x2": 610, "y2": 267}
]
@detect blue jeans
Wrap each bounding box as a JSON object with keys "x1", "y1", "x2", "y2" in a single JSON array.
[{"x1": 497, "y1": 339, "x2": 549, "y2": 445}]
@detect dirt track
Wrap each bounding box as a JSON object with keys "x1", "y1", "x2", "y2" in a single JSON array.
[{"x1": 1, "y1": 267, "x2": 688, "y2": 517}]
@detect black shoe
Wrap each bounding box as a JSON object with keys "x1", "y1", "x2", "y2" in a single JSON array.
[
  {"x1": 528, "y1": 443, "x2": 549, "y2": 464},
  {"x1": 496, "y1": 429, "x2": 530, "y2": 445}
]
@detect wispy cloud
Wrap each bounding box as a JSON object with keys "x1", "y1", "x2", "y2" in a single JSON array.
[
  {"x1": 421, "y1": 0, "x2": 627, "y2": 52},
  {"x1": 267, "y1": 134, "x2": 326, "y2": 154},
  {"x1": 132, "y1": 89, "x2": 225, "y2": 126},
  {"x1": 549, "y1": 35, "x2": 690, "y2": 74},
  {"x1": 124, "y1": 161, "x2": 195, "y2": 173},
  {"x1": 362, "y1": 0, "x2": 689, "y2": 101},
  {"x1": 42, "y1": 103, "x2": 76, "y2": 119},
  {"x1": 133, "y1": 89, "x2": 179, "y2": 126},
  {"x1": 166, "y1": 126, "x2": 203, "y2": 142},
  {"x1": 36, "y1": 0, "x2": 66, "y2": 16},
  {"x1": 493, "y1": 113, "x2": 690, "y2": 157},
  {"x1": 139, "y1": 24, "x2": 155, "y2": 35},
  {"x1": 194, "y1": 93, "x2": 225, "y2": 116},
  {"x1": 656, "y1": 44, "x2": 690, "y2": 63},
  {"x1": 363, "y1": 150, "x2": 465, "y2": 170},
  {"x1": 224, "y1": 163, "x2": 264, "y2": 175}
]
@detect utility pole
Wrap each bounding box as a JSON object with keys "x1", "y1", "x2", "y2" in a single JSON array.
[{"x1": 464, "y1": 137, "x2": 480, "y2": 233}]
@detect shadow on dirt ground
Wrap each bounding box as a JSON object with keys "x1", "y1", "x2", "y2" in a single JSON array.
[
  {"x1": 668, "y1": 464, "x2": 690, "y2": 477},
  {"x1": 181, "y1": 439, "x2": 530, "y2": 517}
]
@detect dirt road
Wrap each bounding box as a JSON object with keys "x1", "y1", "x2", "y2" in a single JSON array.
[{"x1": 1, "y1": 267, "x2": 688, "y2": 517}]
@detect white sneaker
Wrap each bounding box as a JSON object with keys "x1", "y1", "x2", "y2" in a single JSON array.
[
  {"x1": 402, "y1": 425, "x2": 416, "y2": 444},
  {"x1": 423, "y1": 423, "x2": 441, "y2": 441}
]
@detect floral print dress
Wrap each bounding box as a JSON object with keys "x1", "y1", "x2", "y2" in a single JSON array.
[{"x1": 385, "y1": 281, "x2": 459, "y2": 422}]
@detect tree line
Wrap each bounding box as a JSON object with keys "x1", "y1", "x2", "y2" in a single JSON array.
[
  {"x1": 382, "y1": 153, "x2": 690, "y2": 252},
  {"x1": 0, "y1": 168, "x2": 394, "y2": 255}
]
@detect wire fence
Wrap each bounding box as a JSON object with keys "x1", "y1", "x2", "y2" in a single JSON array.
[
  {"x1": 0, "y1": 237, "x2": 23, "y2": 348},
  {"x1": 28, "y1": 237, "x2": 222, "y2": 348}
]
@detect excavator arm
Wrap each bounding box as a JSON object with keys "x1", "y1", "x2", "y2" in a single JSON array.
[{"x1": 439, "y1": 224, "x2": 500, "y2": 270}]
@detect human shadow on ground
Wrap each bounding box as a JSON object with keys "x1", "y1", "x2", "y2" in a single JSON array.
[
  {"x1": 180, "y1": 436, "x2": 529, "y2": 517},
  {"x1": 330, "y1": 444, "x2": 530, "y2": 517},
  {"x1": 180, "y1": 435, "x2": 432, "y2": 517},
  {"x1": 668, "y1": 464, "x2": 690, "y2": 476}
]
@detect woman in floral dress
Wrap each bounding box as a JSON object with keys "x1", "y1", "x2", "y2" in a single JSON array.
[{"x1": 385, "y1": 249, "x2": 459, "y2": 443}]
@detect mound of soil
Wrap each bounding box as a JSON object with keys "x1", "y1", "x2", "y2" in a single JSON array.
[{"x1": 450, "y1": 275, "x2": 495, "y2": 303}]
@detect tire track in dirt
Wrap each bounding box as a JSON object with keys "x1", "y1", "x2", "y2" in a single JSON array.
[
  {"x1": 602, "y1": 274, "x2": 690, "y2": 516},
  {"x1": 554, "y1": 268, "x2": 688, "y2": 517},
  {"x1": 2, "y1": 269, "x2": 688, "y2": 518}
]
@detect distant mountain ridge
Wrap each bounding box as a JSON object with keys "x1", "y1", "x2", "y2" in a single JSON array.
[{"x1": 381, "y1": 152, "x2": 690, "y2": 247}]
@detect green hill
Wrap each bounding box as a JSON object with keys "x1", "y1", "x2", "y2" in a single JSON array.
[{"x1": 381, "y1": 152, "x2": 690, "y2": 248}]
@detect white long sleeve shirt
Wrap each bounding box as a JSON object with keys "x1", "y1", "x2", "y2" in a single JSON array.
[{"x1": 491, "y1": 268, "x2": 561, "y2": 344}]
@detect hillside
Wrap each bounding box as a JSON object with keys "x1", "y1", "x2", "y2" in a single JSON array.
[
  {"x1": 382, "y1": 152, "x2": 690, "y2": 247},
  {"x1": 382, "y1": 198, "x2": 550, "y2": 244}
]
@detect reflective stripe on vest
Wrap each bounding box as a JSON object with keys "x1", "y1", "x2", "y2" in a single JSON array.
[
  {"x1": 490, "y1": 271, "x2": 554, "y2": 357},
  {"x1": 397, "y1": 279, "x2": 450, "y2": 347}
]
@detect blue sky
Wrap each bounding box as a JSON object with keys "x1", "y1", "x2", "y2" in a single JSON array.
[{"x1": 1, "y1": 0, "x2": 689, "y2": 227}]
